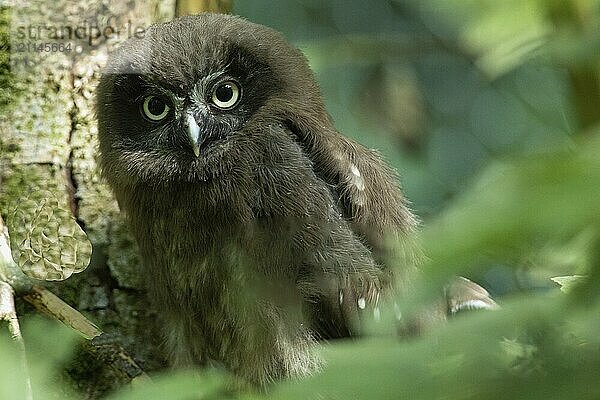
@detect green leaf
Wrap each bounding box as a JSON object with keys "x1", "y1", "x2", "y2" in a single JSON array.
[
  {"x1": 108, "y1": 370, "x2": 231, "y2": 400},
  {"x1": 550, "y1": 275, "x2": 586, "y2": 293}
]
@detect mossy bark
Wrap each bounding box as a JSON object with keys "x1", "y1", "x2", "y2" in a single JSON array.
[{"x1": 0, "y1": 1, "x2": 175, "y2": 398}]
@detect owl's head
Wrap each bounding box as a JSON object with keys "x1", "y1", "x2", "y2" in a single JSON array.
[{"x1": 97, "y1": 13, "x2": 329, "y2": 188}]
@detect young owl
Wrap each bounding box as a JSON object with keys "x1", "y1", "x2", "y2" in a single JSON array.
[{"x1": 96, "y1": 13, "x2": 491, "y2": 385}]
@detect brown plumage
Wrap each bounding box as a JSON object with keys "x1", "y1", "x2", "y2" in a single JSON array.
[{"x1": 96, "y1": 13, "x2": 491, "y2": 386}]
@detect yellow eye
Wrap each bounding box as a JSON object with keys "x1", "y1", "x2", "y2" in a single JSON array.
[
  {"x1": 211, "y1": 81, "x2": 241, "y2": 109},
  {"x1": 142, "y1": 95, "x2": 170, "y2": 121}
]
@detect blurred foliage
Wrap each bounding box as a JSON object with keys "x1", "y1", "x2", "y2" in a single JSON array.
[
  {"x1": 2, "y1": 0, "x2": 600, "y2": 399},
  {"x1": 236, "y1": 0, "x2": 583, "y2": 219},
  {"x1": 0, "y1": 317, "x2": 78, "y2": 400},
  {"x1": 3, "y1": 131, "x2": 599, "y2": 398}
]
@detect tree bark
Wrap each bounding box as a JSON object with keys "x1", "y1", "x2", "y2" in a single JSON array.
[
  {"x1": 176, "y1": 0, "x2": 232, "y2": 16},
  {"x1": 0, "y1": 1, "x2": 175, "y2": 398},
  {"x1": 1, "y1": 1, "x2": 234, "y2": 396}
]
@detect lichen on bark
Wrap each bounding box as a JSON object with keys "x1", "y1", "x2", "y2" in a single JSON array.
[{"x1": 0, "y1": 1, "x2": 175, "y2": 397}]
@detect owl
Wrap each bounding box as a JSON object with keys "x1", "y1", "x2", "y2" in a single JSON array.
[{"x1": 96, "y1": 13, "x2": 493, "y2": 385}]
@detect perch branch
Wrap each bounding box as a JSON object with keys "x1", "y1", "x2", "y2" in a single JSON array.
[
  {"x1": 23, "y1": 285, "x2": 152, "y2": 384},
  {"x1": 24, "y1": 285, "x2": 102, "y2": 339}
]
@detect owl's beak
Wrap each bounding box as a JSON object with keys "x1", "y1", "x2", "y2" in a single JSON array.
[{"x1": 186, "y1": 113, "x2": 201, "y2": 157}]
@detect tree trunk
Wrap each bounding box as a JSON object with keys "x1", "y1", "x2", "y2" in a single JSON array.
[{"x1": 0, "y1": 1, "x2": 178, "y2": 398}]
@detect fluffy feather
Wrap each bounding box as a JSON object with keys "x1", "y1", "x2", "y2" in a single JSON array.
[{"x1": 97, "y1": 13, "x2": 489, "y2": 386}]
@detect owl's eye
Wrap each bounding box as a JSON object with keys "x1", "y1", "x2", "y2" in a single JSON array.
[
  {"x1": 141, "y1": 95, "x2": 171, "y2": 121},
  {"x1": 211, "y1": 81, "x2": 241, "y2": 109}
]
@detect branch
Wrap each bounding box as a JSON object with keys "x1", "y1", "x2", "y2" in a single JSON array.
[
  {"x1": 24, "y1": 285, "x2": 101, "y2": 339},
  {"x1": 547, "y1": 1, "x2": 600, "y2": 131},
  {"x1": 0, "y1": 279, "x2": 33, "y2": 400},
  {"x1": 1, "y1": 214, "x2": 151, "y2": 385},
  {"x1": 0, "y1": 214, "x2": 32, "y2": 293},
  {"x1": 23, "y1": 285, "x2": 151, "y2": 384}
]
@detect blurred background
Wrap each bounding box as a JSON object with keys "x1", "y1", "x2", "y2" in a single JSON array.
[
  {"x1": 236, "y1": 0, "x2": 577, "y2": 218},
  {"x1": 235, "y1": 0, "x2": 588, "y2": 297}
]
